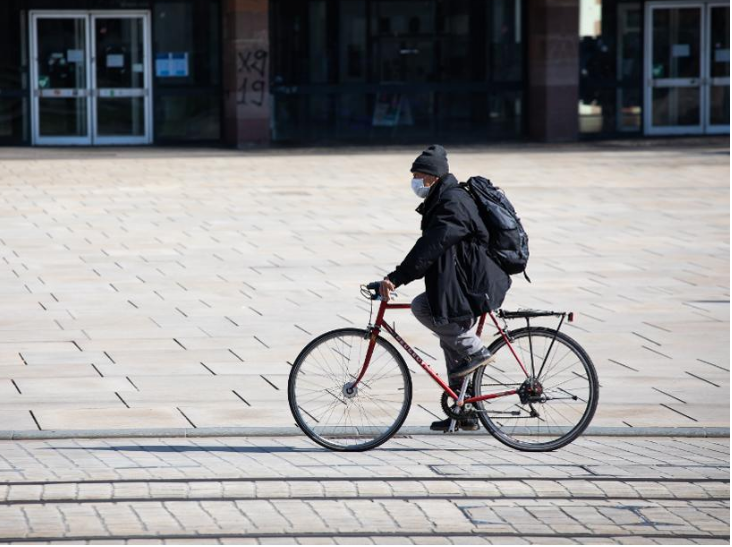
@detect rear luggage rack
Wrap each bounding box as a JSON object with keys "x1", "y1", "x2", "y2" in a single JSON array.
[{"x1": 497, "y1": 309, "x2": 573, "y2": 321}]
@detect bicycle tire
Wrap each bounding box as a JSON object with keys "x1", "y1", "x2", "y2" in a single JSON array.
[
  {"x1": 473, "y1": 327, "x2": 599, "y2": 452},
  {"x1": 288, "y1": 327, "x2": 413, "y2": 452}
]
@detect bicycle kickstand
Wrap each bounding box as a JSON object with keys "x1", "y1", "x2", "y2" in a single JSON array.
[{"x1": 447, "y1": 376, "x2": 471, "y2": 433}]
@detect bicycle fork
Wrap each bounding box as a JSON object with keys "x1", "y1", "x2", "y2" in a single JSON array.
[{"x1": 447, "y1": 376, "x2": 472, "y2": 433}]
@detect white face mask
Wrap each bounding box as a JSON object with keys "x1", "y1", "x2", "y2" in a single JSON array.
[{"x1": 411, "y1": 177, "x2": 430, "y2": 199}]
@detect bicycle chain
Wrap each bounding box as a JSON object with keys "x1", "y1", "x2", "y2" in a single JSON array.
[{"x1": 440, "y1": 384, "x2": 477, "y2": 420}]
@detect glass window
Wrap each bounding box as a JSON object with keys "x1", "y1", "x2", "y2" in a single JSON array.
[
  {"x1": 616, "y1": 3, "x2": 642, "y2": 131},
  {"x1": 491, "y1": 0, "x2": 522, "y2": 82},
  {"x1": 0, "y1": 0, "x2": 25, "y2": 90},
  {"x1": 652, "y1": 8, "x2": 701, "y2": 79},
  {"x1": 271, "y1": 0, "x2": 524, "y2": 144},
  {"x1": 579, "y1": 0, "x2": 609, "y2": 134},
  {"x1": 1, "y1": 4, "x2": 30, "y2": 142},
  {"x1": 651, "y1": 87, "x2": 700, "y2": 126},
  {"x1": 272, "y1": 93, "x2": 334, "y2": 142},
  {"x1": 339, "y1": 1, "x2": 367, "y2": 82},
  {"x1": 0, "y1": 0, "x2": 28, "y2": 142},
  {"x1": 271, "y1": 0, "x2": 307, "y2": 86},
  {"x1": 153, "y1": 0, "x2": 221, "y2": 141},
  {"x1": 710, "y1": 6, "x2": 730, "y2": 78},
  {"x1": 39, "y1": 98, "x2": 88, "y2": 137},
  {"x1": 153, "y1": 1, "x2": 220, "y2": 87},
  {"x1": 154, "y1": 95, "x2": 220, "y2": 140},
  {"x1": 709, "y1": 86, "x2": 730, "y2": 126},
  {"x1": 437, "y1": 92, "x2": 483, "y2": 138},
  {"x1": 709, "y1": 6, "x2": 730, "y2": 126},
  {"x1": 579, "y1": 0, "x2": 642, "y2": 135},
  {"x1": 308, "y1": 0, "x2": 329, "y2": 83},
  {"x1": 436, "y1": 0, "x2": 471, "y2": 81},
  {"x1": 488, "y1": 91, "x2": 522, "y2": 138},
  {"x1": 370, "y1": 91, "x2": 434, "y2": 140},
  {"x1": 0, "y1": 98, "x2": 27, "y2": 140},
  {"x1": 335, "y1": 93, "x2": 370, "y2": 138},
  {"x1": 617, "y1": 4, "x2": 642, "y2": 82},
  {"x1": 372, "y1": 1, "x2": 435, "y2": 82}
]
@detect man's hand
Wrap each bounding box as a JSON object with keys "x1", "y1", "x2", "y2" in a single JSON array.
[{"x1": 379, "y1": 278, "x2": 396, "y2": 301}]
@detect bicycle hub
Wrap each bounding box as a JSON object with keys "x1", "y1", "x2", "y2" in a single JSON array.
[{"x1": 342, "y1": 382, "x2": 358, "y2": 399}]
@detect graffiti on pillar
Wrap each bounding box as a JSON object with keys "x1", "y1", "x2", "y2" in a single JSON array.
[{"x1": 237, "y1": 48, "x2": 268, "y2": 107}]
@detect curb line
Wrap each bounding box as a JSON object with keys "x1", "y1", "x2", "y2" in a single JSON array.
[{"x1": 0, "y1": 426, "x2": 727, "y2": 441}]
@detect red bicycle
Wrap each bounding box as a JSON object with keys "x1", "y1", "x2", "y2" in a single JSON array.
[{"x1": 288, "y1": 281, "x2": 599, "y2": 452}]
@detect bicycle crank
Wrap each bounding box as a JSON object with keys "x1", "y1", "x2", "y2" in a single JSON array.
[{"x1": 440, "y1": 384, "x2": 476, "y2": 420}]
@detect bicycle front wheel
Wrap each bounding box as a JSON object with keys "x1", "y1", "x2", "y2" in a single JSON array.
[
  {"x1": 473, "y1": 327, "x2": 598, "y2": 451},
  {"x1": 288, "y1": 328, "x2": 412, "y2": 451}
]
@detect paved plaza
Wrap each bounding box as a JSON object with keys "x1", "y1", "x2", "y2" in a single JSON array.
[
  {"x1": 0, "y1": 435, "x2": 727, "y2": 543},
  {"x1": 0, "y1": 139, "x2": 728, "y2": 434},
  {"x1": 0, "y1": 140, "x2": 729, "y2": 544}
]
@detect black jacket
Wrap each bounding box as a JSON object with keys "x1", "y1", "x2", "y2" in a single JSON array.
[{"x1": 387, "y1": 174, "x2": 511, "y2": 325}]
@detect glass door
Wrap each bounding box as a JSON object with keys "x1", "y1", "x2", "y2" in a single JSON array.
[
  {"x1": 706, "y1": 2, "x2": 730, "y2": 132},
  {"x1": 92, "y1": 13, "x2": 151, "y2": 144},
  {"x1": 645, "y1": 3, "x2": 704, "y2": 134},
  {"x1": 30, "y1": 13, "x2": 92, "y2": 145},
  {"x1": 30, "y1": 11, "x2": 151, "y2": 145}
]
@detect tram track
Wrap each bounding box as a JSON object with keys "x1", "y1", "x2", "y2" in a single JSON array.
[
  {"x1": 0, "y1": 477, "x2": 726, "y2": 542},
  {"x1": 0, "y1": 494, "x2": 728, "y2": 505},
  {"x1": 0, "y1": 474, "x2": 728, "y2": 486},
  {"x1": 0, "y1": 531, "x2": 729, "y2": 544}
]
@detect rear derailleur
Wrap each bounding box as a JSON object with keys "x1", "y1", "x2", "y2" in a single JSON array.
[{"x1": 517, "y1": 378, "x2": 546, "y2": 405}]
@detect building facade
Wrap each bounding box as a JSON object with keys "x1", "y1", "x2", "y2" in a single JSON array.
[
  {"x1": 580, "y1": 0, "x2": 730, "y2": 137},
  {"x1": 0, "y1": 0, "x2": 728, "y2": 147}
]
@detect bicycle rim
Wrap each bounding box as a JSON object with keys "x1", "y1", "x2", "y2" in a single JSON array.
[
  {"x1": 288, "y1": 328, "x2": 412, "y2": 451},
  {"x1": 474, "y1": 327, "x2": 598, "y2": 451}
]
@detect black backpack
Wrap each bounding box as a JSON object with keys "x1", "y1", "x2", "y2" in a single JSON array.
[{"x1": 461, "y1": 176, "x2": 531, "y2": 282}]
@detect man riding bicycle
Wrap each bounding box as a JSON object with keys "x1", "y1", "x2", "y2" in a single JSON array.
[{"x1": 379, "y1": 145, "x2": 511, "y2": 432}]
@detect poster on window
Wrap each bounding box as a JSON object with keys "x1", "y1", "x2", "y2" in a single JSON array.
[
  {"x1": 155, "y1": 52, "x2": 189, "y2": 77},
  {"x1": 372, "y1": 94, "x2": 414, "y2": 127}
]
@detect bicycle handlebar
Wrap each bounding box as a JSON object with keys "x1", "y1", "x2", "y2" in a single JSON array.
[{"x1": 362, "y1": 280, "x2": 396, "y2": 301}]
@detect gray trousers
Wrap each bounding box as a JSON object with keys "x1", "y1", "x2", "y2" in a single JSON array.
[{"x1": 410, "y1": 292, "x2": 483, "y2": 389}]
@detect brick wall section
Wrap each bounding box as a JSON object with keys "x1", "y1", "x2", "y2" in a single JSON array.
[
  {"x1": 527, "y1": 0, "x2": 580, "y2": 141},
  {"x1": 222, "y1": 0, "x2": 270, "y2": 146}
]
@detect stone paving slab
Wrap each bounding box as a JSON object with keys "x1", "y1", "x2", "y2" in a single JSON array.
[
  {"x1": 0, "y1": 140, "x2": 729, "y2": 433},
  {"x1": 0, "y1": 436, "x2": 726, "y2": 543}
]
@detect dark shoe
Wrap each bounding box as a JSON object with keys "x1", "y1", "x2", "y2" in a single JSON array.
[
  {"x1": 449, "y1": 347, "x2": 494, "y2": 380},
  {"x1": 430, "y1": 415, "x2": 481, "y2": 432}
]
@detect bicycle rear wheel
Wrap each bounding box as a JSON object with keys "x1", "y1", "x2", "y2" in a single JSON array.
[
  {"x1": 473, "y1": 327, "x2": 598, "y2": 451},
  {"x1": 288, "y1": 328, "x2": 412, "y2": 451}
]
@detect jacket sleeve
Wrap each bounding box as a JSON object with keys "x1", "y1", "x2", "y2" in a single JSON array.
[{"x1": 387, "y1": 199, "x2": 471, "y2": 287}]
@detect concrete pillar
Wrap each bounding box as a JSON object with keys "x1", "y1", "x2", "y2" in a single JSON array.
[
  {"x1": 526, "y1": 0, "x2": 580, "y2": 141},
  {"x1": 222, "y1": 0, "x2": 270, "y2": 146}
]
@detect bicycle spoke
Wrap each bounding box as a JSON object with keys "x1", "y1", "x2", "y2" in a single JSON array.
[
  {"x1": 475, "y1": 328, "x2": 597, "y2": 451},
  {"x1": 290, "y1": 329, "x2": 411, "y2": 450}
]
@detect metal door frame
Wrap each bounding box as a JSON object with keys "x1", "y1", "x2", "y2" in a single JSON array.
[
  {"x1": 91, "y1": 11, "x2": 152, "y2": 145},
  {"x1": 30, "y1": 11, "x2": 93, "y2": 145},
  {"x1": 30, "y1": 10, "x2": 152, "y2": 146},
  {"x1": 704, "y1": 1, "x2": 730, "y2": 133},
  {"x1": 644, "y1": 1, "x2": 705, "y2": 135},
  {"x1": 644, "y1": 0, "x2": 730, "y2": 135}
]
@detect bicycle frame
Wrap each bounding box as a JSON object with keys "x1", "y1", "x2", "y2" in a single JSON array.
[{"x1": 352, "y1": 299, "x2": 530, "y2": 405}]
